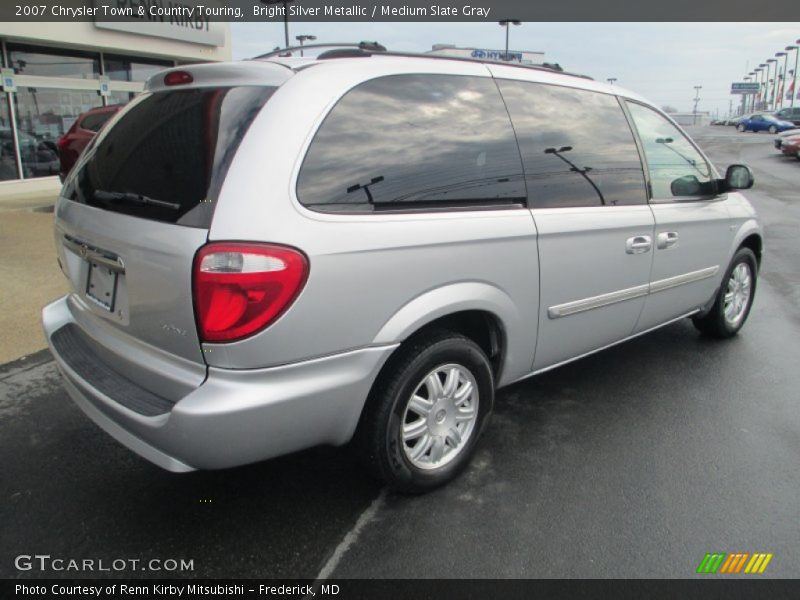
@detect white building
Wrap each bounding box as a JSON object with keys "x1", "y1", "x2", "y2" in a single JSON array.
[{"x1": 0, "y1": 18, "x2": 230, "y2": 200}]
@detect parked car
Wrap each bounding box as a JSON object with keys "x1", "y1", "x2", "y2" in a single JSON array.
[
  {"x1": 737, "y1": 113, "x2": 795, "y2": 133},
  {"x1": 780, "y1": 134, "x2": 800, "y2": 159},
  {"x1": 0, "y1": 127, "x2": 60, "y2": 177},
  {"x1": 728, "y1": 114, "x2": 749, "y2": 126},
  {"x1": 43, "y1": 47, "x2": 762, "y2": 493},
  {"x1": 773, "y1": 127, "x2": 800, "y2": 149},
  {"x1": 57, "y1": 104, "x2": 124, "y2": 181},
  {"x1": 774, "y1": 106, "x2": 800, "y2": 126}
]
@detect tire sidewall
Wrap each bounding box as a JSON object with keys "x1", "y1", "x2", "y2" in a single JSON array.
[
  {"x1": 382, "y1": 338, "x2": 493, "y2": 492},
  {"x1": 713, "y1": 248, "x2": 758, "y2": 336}
]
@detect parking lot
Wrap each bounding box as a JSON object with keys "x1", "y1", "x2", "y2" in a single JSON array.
[{"x1": 1, "y1": 126, "x2": 798, "y2": 580}]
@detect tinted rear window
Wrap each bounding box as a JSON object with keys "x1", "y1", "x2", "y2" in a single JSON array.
[{"x1": 67, "y1": 86, "x2": 275, "y2": 227}]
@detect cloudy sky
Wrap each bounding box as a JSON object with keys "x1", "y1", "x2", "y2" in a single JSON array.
[{"x1": 231, "y1": 22, "x2": 800, "y2": 117}]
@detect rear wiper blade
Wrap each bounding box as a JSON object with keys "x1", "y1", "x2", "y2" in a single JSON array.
[{"x1": 93, "y1": 190, "x2": 181, "y2": 211}]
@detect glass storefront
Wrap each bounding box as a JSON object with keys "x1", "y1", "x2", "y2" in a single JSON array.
[
  {"x1": 13, "y1": 87, "x2": 102, "y2": 177},
  {"x1": 104, "y1": 54, "x2": 172, "y2": 82},
  {"x1": 0, "y1": 94, "x2": 17, "y2": 180},
  {"x1": 1, "y1": 42, "x2": 176, "y2": 182},
  {"x1": 7, "y1": 44, "x2": 100, "y2": 79}
]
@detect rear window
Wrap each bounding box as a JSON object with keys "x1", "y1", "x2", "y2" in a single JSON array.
[{"x1": 66, "y1": 86, "x2": 275, "y2": 227}]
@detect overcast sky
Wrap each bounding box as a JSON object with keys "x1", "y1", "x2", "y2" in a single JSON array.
[{"x1": 231, "y1": 22, "x2": 800, "y2": 116}]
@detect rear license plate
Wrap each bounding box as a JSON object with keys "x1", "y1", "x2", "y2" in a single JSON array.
[{"x1": 86, "y1": 262, "x2": 119, "y2": 311}]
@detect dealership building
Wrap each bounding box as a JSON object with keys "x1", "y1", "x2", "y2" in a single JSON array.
[{"x1": 0, "y1": 20, "x2": 231, "y2": 200}]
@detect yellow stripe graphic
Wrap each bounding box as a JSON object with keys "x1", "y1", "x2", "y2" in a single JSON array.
[
  {"x1": 744, "y1": 554, "x2": 760, "y2": 573},
  {"x1": 759, "y1": 553, "x2": 773, "y2": 573}
]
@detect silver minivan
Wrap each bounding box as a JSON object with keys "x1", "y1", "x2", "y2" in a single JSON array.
[{"x1": 43, "y1": 45, "x2": 762, "y2": 492}]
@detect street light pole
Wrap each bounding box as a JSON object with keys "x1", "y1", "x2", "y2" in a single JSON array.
[
  {"x1": 498, "y1": 20, "x2": 521, "y2": 61},
  {"x1": 767, "y1": 58, "x2": 778, "y2": 110},
  {"x1": 260, "y1": 0, "x2": 295, "y2": 48},
  {"x1": 758, "y1": 63, "x2": 768, "y2": 111},
  {"x1": 693, "y1": 85, "x2": 702, "y2": 125},
  {"x1": 776, "y1": 51, "x2": 788, "y2": 109},
  {"x1": 295, "y1": 34, "x2": 316, "y2": 56},
  {"x1": 607, "y1": 78, "x2": 617, "y2": 85},
  {"x1": 788, "y1": 42, "x2": 800, "y2": 109}
]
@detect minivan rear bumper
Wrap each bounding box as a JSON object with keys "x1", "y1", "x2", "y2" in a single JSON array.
[{"x1": 43, "y1": 295, "x2": 397, "y2": 472}]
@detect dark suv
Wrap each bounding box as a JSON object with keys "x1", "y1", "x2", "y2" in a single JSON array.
[{"x1": 774, "y1": 106, "x2": 800, "y2": 126}]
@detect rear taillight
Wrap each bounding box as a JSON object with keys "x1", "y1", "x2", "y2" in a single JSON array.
[
  {"x1": 193, "y1": 243, "x2": 309, "y2": 343},
  {"x1": 164, "y1": 71, "x2": 193, "y2": 86},
  {"x1": 57, "y1": 136, "x2": 69, "y2": 149}
]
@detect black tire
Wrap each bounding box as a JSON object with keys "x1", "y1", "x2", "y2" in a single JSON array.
[
  {"x1": 692, "y1": 247, "x2": 758, "y2": 338},
  {"x1": 356, "y1": 329, "x2": 494, "y2": 494}
]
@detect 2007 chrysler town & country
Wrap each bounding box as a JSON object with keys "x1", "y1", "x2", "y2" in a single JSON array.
[{"x1": 43, "y1": 45, "x2": 762, "y2": 493}]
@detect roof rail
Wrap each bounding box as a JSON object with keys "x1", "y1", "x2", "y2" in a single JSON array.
[
  {"x1": 253, "y1": 42, "x2": 592, "y2": 81},
  {"x1": 252, "y1": 41, "x2": 386, "y2": 60}
]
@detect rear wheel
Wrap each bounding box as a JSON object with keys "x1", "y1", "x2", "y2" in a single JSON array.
[
  {"x1": 356, "y1": 329, "x2": 494, "y2": 493},
  {"x1": 692, "y1": 247, "x2": 757, "y2": 338}
]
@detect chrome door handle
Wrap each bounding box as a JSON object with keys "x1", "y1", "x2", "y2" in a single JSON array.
[
  {"x1": 625, "y1": 235, "x2": 652, "y2": 254},
  {"x1": 656, "y1": 231, "x2": 679, "y2": 249}
]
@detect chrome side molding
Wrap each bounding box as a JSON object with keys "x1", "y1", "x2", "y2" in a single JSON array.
[{"x1": 548, "y1": 266, "x2": 719, "y2": 319}]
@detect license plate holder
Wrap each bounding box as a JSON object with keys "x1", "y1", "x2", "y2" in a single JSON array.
[{"x1": 86, "y1": 261, "x2": 119, "y2": 312}]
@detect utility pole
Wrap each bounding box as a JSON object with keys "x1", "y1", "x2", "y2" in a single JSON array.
[
  {"x1": 607, "y1": 78, "x2": 617, "y2": 85},
  {"x1": 693, "y1": 86, "x2": 702, "y2": 125}
]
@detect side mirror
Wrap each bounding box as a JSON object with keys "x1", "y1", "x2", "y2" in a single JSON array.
[{"x1": 724, "y1": 164, "x2": 754, "y2": 191}]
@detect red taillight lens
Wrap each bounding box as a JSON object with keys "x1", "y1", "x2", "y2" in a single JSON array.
[
  {"x1": 193, "y1": 243, "x2": 309, "y2": 343},
  {"x1": 164, "y1": 71, "x2": 193, "y2": 86},
  {"x1": 57, "y1": 136, "x2": 69, "y2": 149}
]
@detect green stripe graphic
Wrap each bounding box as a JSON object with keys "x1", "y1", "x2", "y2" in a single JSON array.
[{"x1": 697, "y1": 553, "x2": 726, "y2": 573}]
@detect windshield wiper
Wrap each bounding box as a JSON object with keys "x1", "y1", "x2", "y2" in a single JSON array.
[{"x1": 93, "y1": 190, "x2": 181, "y2": 211}]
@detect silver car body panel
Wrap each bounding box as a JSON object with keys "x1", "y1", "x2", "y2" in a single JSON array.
[{"x1": 42, "y1": 54, "x2": 763, "y2": 472}]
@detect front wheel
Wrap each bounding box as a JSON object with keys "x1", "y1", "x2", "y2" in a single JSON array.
[
  {"x1": 356, "y1": 329, "x2": 494, "y2": 493},
  {"x1": 769, "y1": 125, "x2": 778, "y2": 134},
  {"x1": 692, "y1": 247, "x2": 758, "y2": 338},
  {"x1": 737, "y1": 124, "x2": 746, "y2": 132}
]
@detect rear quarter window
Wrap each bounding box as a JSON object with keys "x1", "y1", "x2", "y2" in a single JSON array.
[{"x1": 297, "y1": 74, "x2": 526, "y2": 212}]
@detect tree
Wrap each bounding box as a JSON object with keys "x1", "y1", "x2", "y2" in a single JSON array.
[{"x1": 661, "y1": 105, "x2": 678, "y2": 113}]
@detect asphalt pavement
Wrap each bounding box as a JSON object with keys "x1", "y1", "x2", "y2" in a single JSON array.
[{"x1": 1, "y1": 126, "x2": 798, "y2": 580}]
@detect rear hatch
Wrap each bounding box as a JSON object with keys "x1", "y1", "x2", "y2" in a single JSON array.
[{"x1": 55, "y1": 68, "x2": 285, "y2": 372}]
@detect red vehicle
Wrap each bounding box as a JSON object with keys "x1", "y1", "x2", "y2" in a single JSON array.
[
  {"x1": 780, "y1": 134, "x2": 800, "y2": 160},
  {"x1": 57, "y1": 104, "x2": 124, "y2": 180}
]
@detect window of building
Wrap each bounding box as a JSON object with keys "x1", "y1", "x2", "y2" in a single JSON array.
[
  {"x1": 0, "y1": 94, "x2": 19, "y2": 180},
  {"x1": 107, "y1": 91, "x2": 137, "y2": 106},
  {"x1": 496, "y1": 80, "x2": 648, "y2": 208},
  {"x1": 104, "y1": 54, "x2": 173, "y2": 82},
  {"x1": 14, "y1": 87, "x2": 102, "y2": 178},
  {"x1": 626, "y1": 102, "x2": 715, "y2": 199},
  {"x1": 7, "y1": 44, "x2": 100, "y2": 79},
  {"x1": 297, "y1": 74, "x2": 526, "y2": 212}
]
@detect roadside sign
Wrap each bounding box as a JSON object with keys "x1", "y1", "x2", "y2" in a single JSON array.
[
  {"x1": 731, "y1": 82, "x2": 760, "y2": 95},
  {"x1": 1, "y1": 68, "x2": 16, "y2": 92}
]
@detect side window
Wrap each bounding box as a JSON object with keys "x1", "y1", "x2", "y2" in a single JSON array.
[
  {"x1": 626, "y1": 102, "x2": 715, "y2": 199},
  {"x1": 496, "y1": 79, "x2": 647, "y2": 208},
  {"x1": 297, "y1": 74, "x2": 526, "y2": 212}
]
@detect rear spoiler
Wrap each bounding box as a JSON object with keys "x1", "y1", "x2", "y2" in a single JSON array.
[{"x1": 145, "y1": 61, "x2": 293, "y2": 93}]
